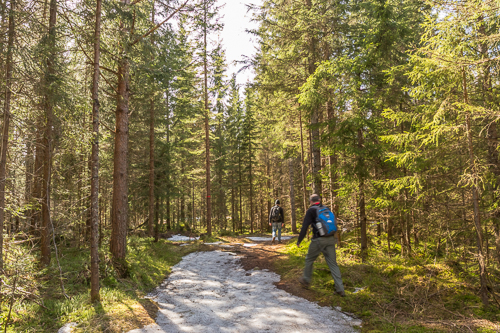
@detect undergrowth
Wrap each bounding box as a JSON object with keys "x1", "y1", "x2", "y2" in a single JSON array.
[
  {"x1": 277, "y1": 234, "x2": 500, "y2": 332},
  {"x1": 2, "y1": 236, "x2": 200, "y2": 332}
]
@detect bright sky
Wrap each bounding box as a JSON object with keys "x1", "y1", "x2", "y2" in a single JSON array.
[{"x1": 219, "y1": 0, "x2": 262, "y2": 86}]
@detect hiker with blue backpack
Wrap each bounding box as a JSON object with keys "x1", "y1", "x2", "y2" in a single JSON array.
[
  {"x1": 297, "y1": 194, "x2": 346, "y2": 297},
  {"x1": 269, "y1": 199, "x2": 284, "y2": 244}
]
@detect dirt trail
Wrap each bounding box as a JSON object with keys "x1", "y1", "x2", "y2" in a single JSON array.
[{"x1": 127, "y1": 238, "x2": 360, "y2": 333}]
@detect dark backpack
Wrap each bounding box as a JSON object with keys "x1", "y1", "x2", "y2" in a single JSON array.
[
  {"x1": 270, "y1": 205, "x2": 281, "y2": 222},
  {"x1": 314, "y1": 206, "x2": 337, "y2": 237}
]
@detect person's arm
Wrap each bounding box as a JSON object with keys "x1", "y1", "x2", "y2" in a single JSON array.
[
  {"x1": 297, "y1": 208, "x2": 314, "y2": 246},
  {"x1": 280, "y1": 207, "x2": 285, "y2": 225}
]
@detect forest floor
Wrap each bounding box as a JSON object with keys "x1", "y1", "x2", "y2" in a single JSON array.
[{"x1": 7, "y1": 232, "x2": 500, "y2": 332}]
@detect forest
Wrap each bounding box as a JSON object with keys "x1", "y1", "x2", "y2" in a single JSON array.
[{"x1": 1, "y1": 0, "x2": 500, "y2": 331}]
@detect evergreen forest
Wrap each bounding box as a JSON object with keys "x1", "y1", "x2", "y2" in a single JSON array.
[{"x1": 1, "y1": 0, "x2": 500, "y2": 331}]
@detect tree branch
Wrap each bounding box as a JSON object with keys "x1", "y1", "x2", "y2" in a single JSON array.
[{"x1": 129, "y1": 0, "x2": 189, "y2": 47}]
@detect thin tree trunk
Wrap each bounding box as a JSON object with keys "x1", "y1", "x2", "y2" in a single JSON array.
[
  {"x1": 239, "y1": 147, "x2": 243, "y2": 233},
  {"x1": 358, "y1": 128, "x2": 367, "y2": 260},
  {"x1": 249, "y1": 137, "x2": 254, "y2": 234},
  {"x1": 463, "y1": 68, "x2": 488, "y2": 306},
  {"x1": 148, "y1": 3, "x2": 155, "y2": 238},
  {"x1": 326, "y1": 100, "x2": 337, "y2": 208},
  {"x1": 148, "y1": 96, "x2": 155, "y2": 237},
  {"x1": 154, "y1": 195, "x2": 159, "y2": 242},
  {"x1": 203, "y1": 0, "x2": 212, "y2": 236},
  {"x1": 41, "y1": 0, "x2": 57, "y2": 266},
  {"x1": 0, "y1": 0, "x2": 16, "y2": 270},
  {"x1": 231, "y1": 170, "x2": 235, "y2": 232},
  {"x1": 90, "y1": 0, "x2": 102, "y2": 302},
  {"x1": 304, "y1": 0, "x2": 321, "y2": 196},
  {"x1": 289, "y1": 158, "x2": 297, "y2": 233},
  {"x1": 166, "y1": 90, "x2": 171, "y2": 230},
  {"x1": 299, "y1": 112, "x2": 308, "y2": 212}
]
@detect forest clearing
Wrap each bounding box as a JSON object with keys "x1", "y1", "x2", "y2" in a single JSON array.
[{"x1": 2, "y1": 0, "x2": 500, "y2": 332}]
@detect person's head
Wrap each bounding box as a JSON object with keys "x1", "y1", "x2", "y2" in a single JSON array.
[
  {"x1": 275, "y1": 199, "x2": 280, "y2": 206},
  {"x1": 309, "y1": 194, "x2": 321, "y2": 205}
]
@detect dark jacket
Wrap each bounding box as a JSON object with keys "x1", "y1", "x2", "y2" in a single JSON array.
[
  {"x1": 297, "y1": 203, "x2": 328, "y2": 245},
  {"x1": 269, "y1": 205, "x2": 284, "y2": 224}
]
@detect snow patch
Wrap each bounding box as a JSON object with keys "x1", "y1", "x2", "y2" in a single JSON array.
[
  {"x1": 243, "y1": 243, "x2": 258, "y2": 247},
  {"x1": 167, "y1": 234, "x2": 200, "y2": 241},
  {"x1": 246, "y1": 236, "x2": 294, "y2": 242},
  {"x1": 58, "y1": 323, "x2": 77, "y2": 333},
  {"x1": 127, "y1": 251, "x2": 358, "y2": 333}
]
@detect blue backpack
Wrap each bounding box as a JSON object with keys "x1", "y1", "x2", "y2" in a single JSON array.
[{"x1": 314, "y1": 206, "x2": 337, "y2": 237}]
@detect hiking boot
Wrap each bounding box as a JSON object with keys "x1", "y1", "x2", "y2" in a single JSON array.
[
  {"x1": 298, "y1": 277, "x2": 310, "y2": 289},
  {"x1": 271, "y1": 236, "x2": 276, "y2": 244},
  {"x1": 336, "y1": 290, "x2": 346, "y2": 297}
]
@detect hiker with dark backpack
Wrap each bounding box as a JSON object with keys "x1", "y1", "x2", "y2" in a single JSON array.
[
  {"x1": 296, "y1": 194, "x2": 345, "y2": 297},
  {"x1": 268, "y1": 199, "x2": 284, "y2": 244}
]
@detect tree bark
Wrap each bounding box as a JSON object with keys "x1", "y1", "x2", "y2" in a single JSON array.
[
  {"x1": 40, "y1": 0, "x2": 57, "y2": 266},
  {"x1": 239, "y1": 146, "x2": 243, "y2": 233},
  {"x1": 0, "y1": 0, "x2": 16, "y2": 270},
  {"x1": 203, "y1": 0, "x2": 212, "y2": 236},
  {"x1": 304, "y1": 0, "x2": 321, "y2": 196},
  {"x1": 231, "y1": 170, "x2": 235, "y2": 232},
  {"x1": 110, "y1": 48, "x2": 130, "y2": 261},
  {"x1": 299, "y1": 112, "x2": 308, "y2": 212},
  {"x1": 249, "y1": 134, "x2": 254, "y2": 234},
  {"x1": 358, "y1": 128, "x2": 367, "y2": 260},
  {"x1": 148, "y1": 96, "x2": 155, "y2": 237},
  {"x1": 326, "y1": 100, "x2": 337, "y2": 207},
  {"x1": 289, "y1": 158, "x2": 297, "y2": 233},
  {"x1": 166, "y1": 90, "x2": 171, "y2": 230},
  {"x1": 90, "y1": 0, "x2": 102, "y2": 302},
  {"x1": 148, "y1": 2, "x2": 155, "y2": 238}
]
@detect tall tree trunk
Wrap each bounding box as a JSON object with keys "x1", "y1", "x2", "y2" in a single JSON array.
[
  {"x1": 463, "y1": 69, "x2": 489, "y2": 306},
  {"x1": 148, "y1": 96, "x2": 155, "y2": 237},
  {"x1": 249, "y1": 138, "x2": 254, "y2": 234},
  {"x1": 266, "y1": 154, "x2": 271, "y2": 232},
  {"x1": 154, "y1": 195, "x2": 159, "y2": 242},
  {"x1": 166, "y1": 90, "x2": 171, "y2": 230},
  {"x1": 231, "y1": 170, "x2": 235, "y2": 232},
  {"x1": 90, "y1": 0, "x2": 102, "y2": 302},
  {"x1": 326, "y1": 100, "x2": 337, "y2": 207},
  {"x1": 0, "y1": 0, "x2": 16, "y2": 270},
  {"x1": 304, "y1": 0, "x2": 321, "y2": 196},
  {"x1": 180, "y1": 163, "x2": 185, "y2": 225},
  {"x1": 41, "y1": 0, "x2": 57, "y2": 266},
  {"x1": 239, "y1": 146, "x2": 243, "y2": 233},
  {"x1": 110, "y1": 42, "x2": 130, "y2": 261},
  {"x1": 148, "y1": 3, "x2": 155, "y2": 238},
  {"x1": 203, "y1": 0, "x2": 212, "y2": 236},
  {"x1": 299, "y1": 112, "x2": 308, "y2": 212},
  {"x1": 358, "y1": 128, "x2": 367, "y2": 260},
  {"x1": 289, "y1": 158, "x2": 297, "y2": 233}
]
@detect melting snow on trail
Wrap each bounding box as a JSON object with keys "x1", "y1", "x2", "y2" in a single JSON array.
[
  {"x1": 167, "y1": 234, "x2": 200, "y2": 241},
  {"x1": 246, "y1": 236, "x2": 294, "y2": 242},
  {"x1": 127, "y1": 251, "x2": 359, "y2": 333}
]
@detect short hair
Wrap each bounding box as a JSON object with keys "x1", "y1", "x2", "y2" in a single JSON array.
[{"x1": 309, "y1": 194, "x2": 321, "y2": 203}]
